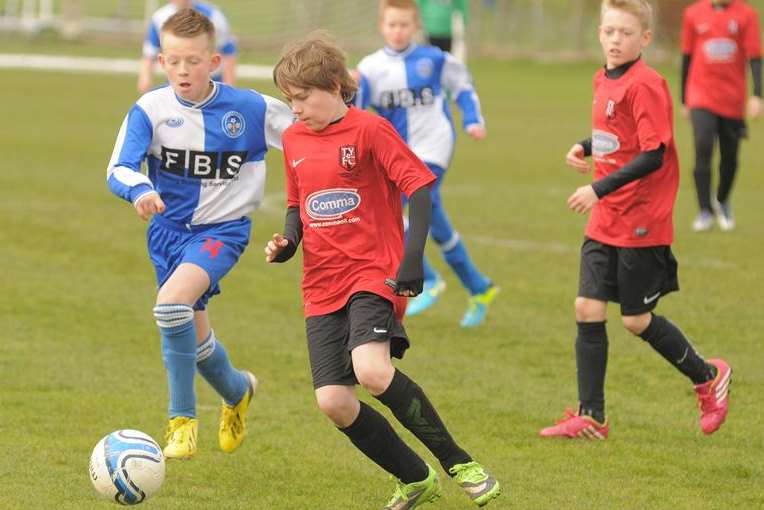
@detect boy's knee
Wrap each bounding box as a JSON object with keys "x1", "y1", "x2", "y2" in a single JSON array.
[
  {"x1": 621, "y1": 313, "x2": 651, "y2": 335},
  {"x1": 315, "y1": 390, "x2": 356, "y2": 425},
  {"x1": 574, "y1": 297, "x2": 606, "y2": 322},
  {"x1": 355, "y1": 365, "x2": 394, "y2": 396}
]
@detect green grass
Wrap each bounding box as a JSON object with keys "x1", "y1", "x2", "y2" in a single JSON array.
[{"x1": 2, "y1": 58, "x2": 763, "y2": 509}]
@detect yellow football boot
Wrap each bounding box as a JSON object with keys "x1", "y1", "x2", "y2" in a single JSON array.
[
  {"x1": 163, "y1": 416, "x2": 198, "y2": 459},
  {"x1": 219, "y1": 371, "x2": 258, "y2": 453}
]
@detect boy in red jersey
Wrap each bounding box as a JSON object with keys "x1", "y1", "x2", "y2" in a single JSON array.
[
  {"x1": 540, "y1": 0, "x2": 731, "y2": 440},
  {"x1": 681, "y1": 0, "x2": 761, "y2": 232},
  {"x1": 265, "y1": 33, "x2": 501, "y2": 509}
]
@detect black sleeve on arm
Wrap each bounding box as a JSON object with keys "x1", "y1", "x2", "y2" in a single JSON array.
[
  {"x1": 591, "y1": 144, "x2": 665, "y2": 198},
  {"x1": 271, "y1": 206, "x2": 303, "y2": 263},
  {"x1": 751, "y1": 58, "x2": 762, "y2": 97},
  {"x1": 395, "y1": 186, "x2": 432, "y2": 285},
  {"x1": 681, "y1": 54, "x2": 691, "y2": 105},
  {"x1": 579, "y1": 138, "x2": 593, "y2": 157}
]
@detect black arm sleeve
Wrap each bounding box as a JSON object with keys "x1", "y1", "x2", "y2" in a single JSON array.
[
  {"x1": 751, "y1": 58, "x2": 762, "y2": 97},
  {"x1": 681, "y1": 54, "x2": 691, "y2": 105},
  {"x1": 578, "y1": 138, "x2": 593, "y2": 157},
  {"x1": 591, "y1": 145, "x2": 665, "y2": 198},
  {"x1": 271, "y1": 206, "x2": 302, "y2": 263},
  {"x1": 396, "y1": 187, "x2": 432, "y2": 285}
]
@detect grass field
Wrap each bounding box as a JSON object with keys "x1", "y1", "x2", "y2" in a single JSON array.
[{"x1": 2, "y1": 56, "x2": 764, "y2": 510}]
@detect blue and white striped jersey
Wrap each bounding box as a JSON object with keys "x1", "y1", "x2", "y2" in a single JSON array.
[
  {"x1": 143, "y1": 2, "x2": 237, "y2": 60},
  {"x1": 355, "y1": 44, "x2": 484, "y2": 169},
  {"x1": 107, "y1": 82, "x2": 293, "y2": 225}
]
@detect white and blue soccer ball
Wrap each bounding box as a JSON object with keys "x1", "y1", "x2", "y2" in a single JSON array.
[{"x1": 89, "y1": 430, "x2": 165, "y2": 505}]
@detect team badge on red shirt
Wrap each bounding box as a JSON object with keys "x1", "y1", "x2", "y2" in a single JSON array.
[
  {"x1": 339, "y1": 145, "x2": 357, "y2": 170},
  {"x1": 606, "y1": 99, "x2": 616, "y2": 119}
]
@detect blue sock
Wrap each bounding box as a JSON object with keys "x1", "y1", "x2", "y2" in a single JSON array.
[
  {"x1": 441, "y1": 233, "x2": 490, "y2": 295},
  {"x1": 422, "y1": 256, "x2": 439, "y2": 283},
  {"x1": 196, "y1": 330, "x2": 248, "y2": 405},
  {"x1": 154, "y1": 304, "x2": 197, "y2": 418}
]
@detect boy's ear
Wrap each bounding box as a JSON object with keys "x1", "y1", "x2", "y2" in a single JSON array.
[{"x1": 211, "y1": 52, "x2": 222, "y2": 70}]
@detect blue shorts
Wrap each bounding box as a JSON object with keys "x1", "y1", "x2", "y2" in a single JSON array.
[{"x1": 147, "y1": 215, "x2": 251, "y2": 310}]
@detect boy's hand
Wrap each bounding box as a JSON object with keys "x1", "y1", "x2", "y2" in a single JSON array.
[
  {"x1": 565, "y1": 143, "x2": 591, "y2": 174},
  {"x1": 384, "y1": 278, "x2": 423, "y2": 297},
  {"x1": 134, "y1": 192, "x2": 165, "y2": 221},
  {"x1": 466, "y1": 124, "x2": 487, "y2": 140},
  {"x1": 567, "y1": 185, "x2": 599, "y2": 214},
  {"x1": 264, "y1": 233, "x2": 289, "y2": 262},
  {"x1": 747, "y1": 96, "x2": 762, "y2": 120}
]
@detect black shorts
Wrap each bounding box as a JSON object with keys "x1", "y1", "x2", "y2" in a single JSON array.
[
  {"x1": 578, "y1": 237, "x2": 679, "y2": 316},
  {"x1": 305, "y1": 292, "x2": 410, "y2": 389}
]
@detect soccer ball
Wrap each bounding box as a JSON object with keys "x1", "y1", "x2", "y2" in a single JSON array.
[{"x1": 89, "y1": 430, "x2": 165, "y2": 505}]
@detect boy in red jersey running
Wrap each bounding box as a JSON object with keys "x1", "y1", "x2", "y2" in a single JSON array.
[
  {"x1": 681, "y1": 0, "x2": 761, "y2": 231},
  {"x1": 540, "y1": 0, "x2": 731, "y2": 440},
  {"x1": 265, "y1": 34, "x2": 500, "y2": 509}
]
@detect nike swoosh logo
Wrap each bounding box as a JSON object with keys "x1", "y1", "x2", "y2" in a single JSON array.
[
  {"x1": 464, "y1": 481, "x2": 488, "y2": 495},
  {"x1": 643, "y1": 291, "x2": 661, "y2": 305},
  {"x1": 373, "y1": 327, "x2": 388, "y2": 334},
  {"x1": 292, "y1": 157, "x2": 306, "y2": 168}
]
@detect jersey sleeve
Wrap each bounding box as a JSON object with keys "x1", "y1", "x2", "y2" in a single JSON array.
[
  {"x1": 262, "y1": 94, "x2": 294, "y2": 151},
  {"x1": 210, "y1": 8, "x2": 238, "y2": 55},
  {"x1": 680, "y1": 8, "x2": 694, "y2": 55},
  {"x1": 743, "y1": 8, "x2": 762, "y2": 59},
  {"x1": 106, "y1": 104, "x2": 155, "y2": 204},
  {"x1": 371, "y1": 119, "x2": 436, "y2": 197},
  {"x1": 441, "y1": 52, "x2": 484, "y2": 129},
  {"x1": 354, "y1": 72, "x2": 372, "y2": 110},
  {"x1": 629, "y1": 80, "x2": 673, "y2": 153},
  {"x1": 282, "y1": 137, "x2": 300, "y2": 209},
  {"x1": 142, "y1": 21, "x2": 161, "y2": 59}
]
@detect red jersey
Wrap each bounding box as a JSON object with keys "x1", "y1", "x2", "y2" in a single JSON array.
[
  {"x1": 682, "y1": 0, "x2": 762, "y2": 119},
  {"x1": 587, "y1": 59, "x2": 679, "y2": 248},
  {"x1": 282, "y1": 106, "x2": 435, "y2": 318}
]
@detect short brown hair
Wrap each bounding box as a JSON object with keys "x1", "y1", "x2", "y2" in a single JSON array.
[
  {"x1": 273, "y1": 32, "x2": 358, "y2": 102},
  {"x1": 378, "y1": 0, "x2": 420, "y2": 20},
  {"x1": 601, "y1": 0, "x2": 653, "y2": 30},
  {"x1": 161, "y1": 8, "x2": 216, "y2": 48}
]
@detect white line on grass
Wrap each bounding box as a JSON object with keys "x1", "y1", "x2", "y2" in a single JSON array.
[
  {"x1": 258, "y1": 194, "x2": 732, "y2": 269},
  {"x1": 0, "y1": 53, "x2": 273, "y2": 79}
]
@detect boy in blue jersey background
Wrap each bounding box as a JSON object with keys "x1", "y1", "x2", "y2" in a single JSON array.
[
  {"x1": 138, "y1": 0, "x2": 238, "y2": 93},
  {"x1": 107, "y1": 9, "x2": 293, "y2": 459},
  {"x1": 355, "y1": 0, "x2": 498, "y2": 327}
]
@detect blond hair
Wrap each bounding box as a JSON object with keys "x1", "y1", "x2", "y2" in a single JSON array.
[
  {"x1": 601, "y1": 0, "x2": 653, "y2": 30},
  {"x1": 378, "y1": 0, "x2": 420, "y2": 20},
  {"x1": 273, "y1": 32, "x2": 358, "y2": 102},
  {"x1": 161, "y1": 8, "x2": 216, "y2": 49}
]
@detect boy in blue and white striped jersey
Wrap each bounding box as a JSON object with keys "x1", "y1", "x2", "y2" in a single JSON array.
[
  {"x1": 107, "y1": 8, "x2": 293, "y2": 459},
  {"x1": 355, "y1": 0, "x2": 498, "y2": 328}
]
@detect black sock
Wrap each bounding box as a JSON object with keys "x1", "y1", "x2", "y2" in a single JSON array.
[
  {"x1": 375, "y1": 370, "x2": 471, "y2": 474},
  {"x1": 576, "y1": 321, "x2": 608, "y2": 424},
  {"x1": 339, "y1": 401, "x2": 428, "y2": 484},
  {"x1": 638, "y1": 314, "x2": 715, "y2": 385}
]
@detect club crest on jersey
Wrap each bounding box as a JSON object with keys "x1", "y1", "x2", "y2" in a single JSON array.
[
  {"x1": 728, "y1": 19, "x2": 739, "y2": 35},
  {"x1": 339, "y1": 145, "x2": 358, "y2": 170},
  {"x1": 416, "y1": 58, "x2": 434, "y2": 78},
  {"x1": 592, "y1": 129, "x2": 620, "y2": 156},
  {"x1": 166, "y1": 117, "x2": 184, "y2": 128},
  {"x1": 306, "y1": 188, "x2": 361, "y2": 220},
  {"x1": 606, "y1": 99, "x2": 616, "y2": 119},
  {"x1": 222, "y1": 111, "x2": 246, "y2": 138}
]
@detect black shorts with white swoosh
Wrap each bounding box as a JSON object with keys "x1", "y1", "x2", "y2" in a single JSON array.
[
  {"x1": 577, "y1": 237, "x2": 679, "y2": 316},
  {"x1": 306, "y1": 292, "x2": 409, "y2": 389}
]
